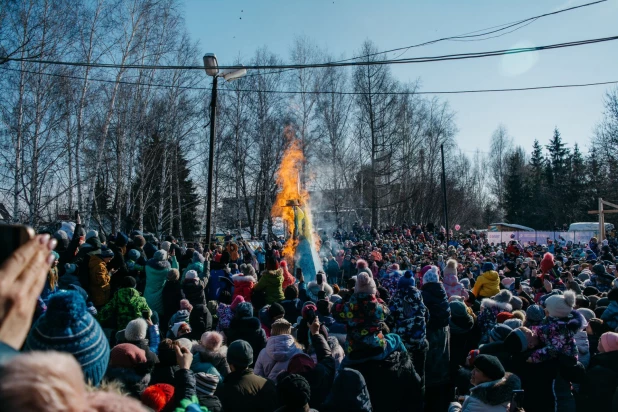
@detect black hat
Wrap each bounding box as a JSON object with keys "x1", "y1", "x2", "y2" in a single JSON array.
[
  {"x1": 583, "y1": 286, "x2": 600, "y2": 296},
  {"x1": 99, "y1": 247, "x2": 114, "y2": 259},
  {"x1": 121, "y1": 276, "x2": 137, "y2": 289},
  {"x1": 278, "y1": 374, "x2": 311, "y2": 408},
  {"x1": 473, "y1": 354, "x2": 505, "y2": 381},
  {"x1": 227, "y1": 340, "x2": 253, "y2": 368},
  {"x1": 268, "y1": 302, "x2": 285, "y2": 319},
  {"x1": 504, "y1": 329, "x2": 527, "y2": 353}
]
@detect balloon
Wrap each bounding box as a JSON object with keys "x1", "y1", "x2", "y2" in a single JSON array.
[
  {"x1": 510, "y1": 234, "x2": 515, "y2": 239},
  {"x1": 454, "y1": 224, "x2": 461, "y2": 231}
]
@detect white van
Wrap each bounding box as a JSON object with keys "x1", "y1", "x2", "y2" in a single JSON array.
[{"x1": 568, "y1": 222, "x2": 615, "y2": 232}]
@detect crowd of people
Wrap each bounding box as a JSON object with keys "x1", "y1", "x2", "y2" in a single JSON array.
[{"x1": 1, "y1": 216, "x2": 618, "y2": 411}]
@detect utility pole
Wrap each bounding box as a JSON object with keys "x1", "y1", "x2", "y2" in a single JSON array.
[{"x1": 440, "y1": 144, "x2": 449, "y2": 244}]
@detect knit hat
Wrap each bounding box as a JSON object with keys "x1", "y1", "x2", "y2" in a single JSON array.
[
  {"x1": 467, "y1": 349, "x2": 480, "y2": 366},
  {"x1": 122, "y1": 276, "x2": 137, "y2": 289},
  {"x1": 269, "y1": 302, "x2": 285, "y2": 319},
  {"x1": 109, "y1": 343, "x2": 147, "y2": 369},
  {"x1": 99, "y1": 247, "x2": 114, "y2": 259},
  {"x1": 474, "y1": 354, "x2": 506, "y2": 380},
  {"x1": 504, "y1": 328, "x2": 528, "y2": 353},
  {"x1": 398, "y1": 270, "x2": 416, "y2": 289},
  {"x1": 497, "y1": 312, "x2": 514, "y2": 324},
  {"x1": 127, "y1": 249, "x2": 140, "y2": 261},
  {"x1": 593, "y1": 263, "x2": 608, "y2": 277},
  {"x1": 195, "y1": 372, "x2": 219, "y2": 397},
  {"x1": 53, "y1": 230, "x2": 69, "y2": 250},
  {"x1": 193, "y1": 251, "x2": 205, "y2": 264},
  {"x1": 141, "y1": 384, "x2": 175, "y2": 412},
  {"x1": 600, "y1": 332, "x2": 618, "y2": 353},
  {"x1": 460, "y1": 278, "x2": 470, "y2": 289},
  {"x1": 288, "y1": 353, "x2": 316, "y2": 374},
  {"x1": 64, "y1": 263, "x2": 77, "y2": 275},
  {"x1": 449, "y1": 300, "x2": 470, "y2": 319},
  {"x1": 540, "y1": 253, "x2": 555, "y2": 273},
  {"x1": 271, "y1": 319, "x2": 292, "y2": 336},
  {"x1": 489, "y1": 324, "x2": 513, "y2": 343},
  {"x1": 236, "y1": 301, "x2": 254, "y2": 318},
  {"x1": 179, "y1": 299, "x2": 193, "y2": 312},
  {"x1": 227, "y1": 340, "x2": 253, "y2": 368},
  {"x1": 185, "y1": 270, "x2": 198, "y2": 281},
  {"x1": 25, "y1": 290, "x2": 109, "y2": 386},
  {"x1": 154, "y1": 250, "x2": 168, "y2": 261},
  {"x1": 354, "y1": 272, "x2": 377, "y2": 295},
  {"x1": 266, "y1": 256, "x2": 279, "y2": 271},
  {"x1": 481, "y1": 262, "x2": 495, "y2": 272},
  {"x1": 492, "y1": 289, "x2": 513, "y2": 304},
  {"x1": 86, "y1": 230, "x2": 98, "y2": 240},
  {"x1": 577, "y1": 308, "x2": 596, "y2": 322},
  {"x1": 278, "y1": 374, "x2": 311, "y2": 408},
  {"x1": 230, "y1": 295, "x2": 245, "y2": 310},
  {"x1": 423, "y1": 266, "x2": 440, "y2": 284},
  {"x1": 171, "y1": 322, "x2": 191, "y2": 338},
  {"x1": 584, "y1": 286, "x2": 600, "y2": 296},
  {"x1": 125, "y1": 318, "x2": 148, "y2": 341},
  {"x1": 502, "y1": 277, "x2": 515, "y2": 288},
  {"x1": 504, "y1": 318, "x2": 523, "y2": 329},
  {"x1": 115, "y1": 233, "x2": 128, "y2": 247},
  {"x1": 133, "y1": 235, "x2": 146, "y2": 247},
  {"x1": 545, "y1": 290, "x2": 576, "y2": 318},
  {"x1": 510, "y1": 296, "x2": 523, "y2": 311}
]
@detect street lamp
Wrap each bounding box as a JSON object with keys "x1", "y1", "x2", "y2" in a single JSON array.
[{"x1": 203, "y1": 54, "x2": 247, "y2": 247}]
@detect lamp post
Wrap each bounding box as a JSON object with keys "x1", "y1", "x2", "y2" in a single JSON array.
[{"x1": 203, "y1": 54, "x2": 246, "y2": 246}]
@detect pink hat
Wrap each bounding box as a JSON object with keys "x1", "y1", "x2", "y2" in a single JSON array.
[
  {"x1": 502, "y1": 277, "x2": 515, "y2": 287},
  {"x1": 600, "y1": 332, "x2": 618, "y2": 353}
]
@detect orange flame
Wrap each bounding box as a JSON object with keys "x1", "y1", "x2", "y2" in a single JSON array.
[{"x1": 272, "y1": 127, "x2": 309, "y2": 261}]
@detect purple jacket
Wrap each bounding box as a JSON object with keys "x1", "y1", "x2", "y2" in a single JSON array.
[{"x1": 254, "y1": 334, "x2": 302, "y2": 381}]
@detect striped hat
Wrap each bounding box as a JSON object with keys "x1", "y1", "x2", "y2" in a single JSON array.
[
  {"x1": 25, "y1": 290, "x2": 109, "y2": 386},
  {"x1": 195, "y1": 372, "x2": 219, "y2": 397}
]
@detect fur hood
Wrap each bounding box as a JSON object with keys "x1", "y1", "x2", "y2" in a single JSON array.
[
  {"x1": 261, "y1": 268, "x2": 283, "y2": 278},
  {"x1": 232, "y1": 274, "x2": 256, "y2": 284},
  {"x1": 192, "y1": 342, "x2": 228, "y2": 358},
  {"x1": 481, "y1": 297, "x2": 512, "y2": 313},
  {"x1": 307, "y1": 280, "x2": 334, "y2": 295},
  {"x1": 146, "y1": 258, "x2": 171, "y2": 271},
  {"x1": 469, "y1": 373, "x2": 521, "y2": 406}
]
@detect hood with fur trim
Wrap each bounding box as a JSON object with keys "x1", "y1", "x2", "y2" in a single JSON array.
[
  {"x1": 231, "y1": 274, "x2": 256, "y2": 284},
  {"x1": 469, "y1": 373, "x2": 521, "y2": 406},
  {"x1": 480, "y1": 297, "x2": 513, "y2": 313}
]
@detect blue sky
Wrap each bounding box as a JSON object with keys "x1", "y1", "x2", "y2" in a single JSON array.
[{"x1": 183, "y1": 0, "x2": 618, "y2": 155}]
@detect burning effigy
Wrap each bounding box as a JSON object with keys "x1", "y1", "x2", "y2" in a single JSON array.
[{"x1": 271, "y1": 128, "x2": 323, "y2": 282}]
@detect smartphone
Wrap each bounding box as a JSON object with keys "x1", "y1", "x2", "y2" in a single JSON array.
[
  {"x1": 141, "y1": 309, "x2": 150, "y2": 320},
  {"x1": 510, "y1": 390, "x2": 524, "y2": 411},
  {"x1": 514, "y1": 278, "x2": 521, "y2": 290},
  {"x1": 0, "y1": 224, "x2": 34, "y2": 266}
]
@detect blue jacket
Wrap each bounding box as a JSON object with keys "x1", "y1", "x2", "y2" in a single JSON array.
[{"x1": 602, "y1": 301, "x2": 618, "y2": 330}]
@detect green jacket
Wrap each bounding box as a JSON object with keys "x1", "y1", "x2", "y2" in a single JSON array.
[
  {"x1": 254, "y1": 269, "x2": 284, "y2": 304},
  {"x1": 215, "y1": 369, "x2": 278, "y2": 412},
  {"x1": 97, "y1": 287, "x2": 151, "y2": 331},
  {"x1": 144, "y1": 256, "x2": 178, "y2": 315}
]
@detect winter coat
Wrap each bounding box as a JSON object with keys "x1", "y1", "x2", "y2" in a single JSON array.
[
  {"x1": 344, "y1": 343, "x2": 423, "y2": 412},
  {"x1": 321, "y1": 367, "x2": 372, "y2": 412},
  {"x1": 471, "y1": 270, "x2": 500, "y2": 299},
  {"x1": 450, "y1": 313, "x2": 481, "y2": 373},
  {"x1": 254, "y1": 269, "x2": 285, "y2": 304},
  {"x1": 528, "y1": 309, "x2": 585, "y2": 363},
  {"x1": 281, "y1": 298, "x2": 302, "y2": 325},
  {"x1": 443, "y1": 273, "x2": 469, "y2": 300},
  {"x1": 254, "y1": 334, "x2": 303, "y2": 381},
  {"x1": 281, "y1": 267, "x2": 296, "y2": 291},
  {"x1": 574, "y1": 330, "x2": 590, "y2": 367},
  {"x1": 217, "y1": 303, "x2": 234, "y2": 331},
  {"x1": 579, "y1": 350, "x2": 618, "y2": 412},
  {"x1": 207, "y1": 267, "x2": 231, "y2": 301},
  {"x1": 509, "y1": 352, "x2": 559, "y2": 412},
  {"x1": 215, "y1": 368, "x2": 278, "y2": 412},
  {"x1": 326, "y1": 259, "x2": 341, "y2": 282},
  {"x1": 182, "y1": 278, "x2": 207, "y2": 307},
  {"x1": 197, "y1": 395, "x2": 223, "y2": 412},
  {"x1": 448, "y1": 373, "x2": 521, "y2": 412},
  {"x1": 88, "y1": 255, "x2": 111, "y2": 306},
  {"x1": 188, "y1": 304, "x2": 213, "y2": 341},
  {"x1": 601, "y1": 301, "x2": 618, "y2": 330},
  {"x1": 144, "y1": 257, "x2": 177, "y2": 315},
  {"x1": 195, "y1": 346, "x2": 230, "y2": 378},
  {"x1": 380, "y1": 271, "x2": 403, "y2": 299},
  {"x1": 334, "y1": 292, "x2": 389, "y2": 354},
  {"x1": 96, "y1": 287, "x2": 151, "y2": 331},
  {"x1": 387, "y1": 285, "x2": 428, "y2": 351},
  {"x1": 293, "y1": 333, "x2": 337, "y2": 410},
  {"x1": 306, "y1": 280, "x2": 334, "y2": 303},
  {"x1": 224, "y1": 316, "x2": 268, "y2": 366},
  {"x1": 162, "y1": 279, "x2": 185, "y2": 317},
  {"x1": 232, "y1": 274, "x2": 256, "y2": 302},
  {"x1": 477, "y1": 298, "x2": 512, "y2": 343},
  {"x1": 421, "y1": 283, "x2": 451, "y2": 329}
]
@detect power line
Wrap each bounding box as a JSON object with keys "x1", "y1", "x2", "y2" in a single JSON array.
[
  {"x1": 3, "y1": 33, "x2": 618, "y2": 71},
  {"x1": 1, "y1": 65, "x2": 616, "y2": 95},
  {"x1": 242, "y1": 0, "x2": 606, "y2": 77}
]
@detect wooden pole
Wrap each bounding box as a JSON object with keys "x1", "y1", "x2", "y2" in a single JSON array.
[{"x1": 599, "y1": 198, "x2": 605, "y2": 242}]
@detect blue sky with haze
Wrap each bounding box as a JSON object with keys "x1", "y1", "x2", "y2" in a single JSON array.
[{"x1": 184, "y1": 0, "x2": 618, "y2": 154}]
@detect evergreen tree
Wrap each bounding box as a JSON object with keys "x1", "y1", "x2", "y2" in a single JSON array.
[
  {"x1": 503, "y1": 149, "x2": 527, "y2": 224},
  {"x1": 565, "y1": 144, "x2": 587, "y2": 223}
]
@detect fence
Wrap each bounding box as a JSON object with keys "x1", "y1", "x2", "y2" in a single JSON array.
[{"x1": 486, "y1": 231, "x2": 597, "y2": 246}]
